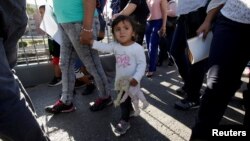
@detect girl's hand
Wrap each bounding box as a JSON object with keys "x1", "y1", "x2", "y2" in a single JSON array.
[
  {"x1": 97, "y1": 31, "x2": 105, "y2": 41},
  {"x1": 130, "y1": 78, "x2": 138, "y2": 86}
]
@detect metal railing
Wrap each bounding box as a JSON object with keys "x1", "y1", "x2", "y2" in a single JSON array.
[
  {"x1": 18, "y1": 0, "x2": 113, "y2": 66},
  {"x1": 17, "y1": 29, "x2": 113, "y2": 66},
  {"x1": 17, "y1": 35, "x2": 50, "y2": 65}
]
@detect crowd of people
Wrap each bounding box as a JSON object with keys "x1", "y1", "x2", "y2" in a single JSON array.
[{"x1": 0, "y1": 0, "x2": 249, "y2": 140}]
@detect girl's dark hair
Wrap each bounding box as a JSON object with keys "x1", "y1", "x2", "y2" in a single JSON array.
[{"x1": 111, "y1": 15, "x2": 139, "y2": 41}]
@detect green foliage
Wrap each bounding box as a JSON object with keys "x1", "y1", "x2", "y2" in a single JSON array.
[
  {"x1": 19, "y1": 38, "x2": 46, "y2": 47},
  {"x1": 19, "y1": 41, "x2": 28, "y2": 48},
  {"x1": 26, "y1": 4, "x2": 35, "y2": 15},
  {"x1": 28, "y1": 40, "x2": 44, "y2": 45}
]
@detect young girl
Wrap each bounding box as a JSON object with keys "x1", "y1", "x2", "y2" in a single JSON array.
[{"x1": 90, "y1": 15, "x2": 148, "y2": 136}]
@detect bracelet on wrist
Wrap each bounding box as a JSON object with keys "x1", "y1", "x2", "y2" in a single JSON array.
[{"x1": 81, "y1": 27, "x2": 93, "y2": 32}]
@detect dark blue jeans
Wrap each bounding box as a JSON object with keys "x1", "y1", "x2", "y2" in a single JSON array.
[
  {"x1": 191, "y1": 13, "x2": 250, "y2": 139},
  {"x1": 146, "y1": 19, "x2": 162, "y2": 72},
  {"x1": 170, "y1": 7, "x2": 207, "y2": 101}
]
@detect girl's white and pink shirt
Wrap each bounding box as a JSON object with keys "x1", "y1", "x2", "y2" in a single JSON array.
[{"x1": 92, "y1": 41, "x2": 146, "y2": 86}]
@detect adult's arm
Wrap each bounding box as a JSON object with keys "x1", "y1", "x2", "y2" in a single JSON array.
[
  {"x1": 91, "y1": 40, "x2": 115, "y2": 53},
  {"x1": 159, "y1": 0, "x2": 168, "y2": 36},
  {"x1": 196, "y1": 0, "x2": 225, "y2": 38},
  {"x1": 80, "y1": 0, "x2": 96, "y2": 45},
  {"x1": 112, "y1": 0, "x2": 137, "y2": 19},
  {"x1": 119, "y1": 2, "x2": 136, "y2": 16}
]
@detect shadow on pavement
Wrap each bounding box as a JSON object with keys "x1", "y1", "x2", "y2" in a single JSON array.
[{"x1": 27, "y1": 63, "x2": 245, "y2": 141}]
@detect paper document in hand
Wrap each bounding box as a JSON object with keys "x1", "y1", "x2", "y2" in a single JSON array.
[
  {"x1": 39, "y1": 4, "x2": 62, "y2": 46},
  {"x1": 187, "y1": 32, "x2": 213, "y2": 64}
]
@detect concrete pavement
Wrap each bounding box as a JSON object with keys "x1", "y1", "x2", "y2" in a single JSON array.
[{"x1": 27, "y1": 62, "x2": 246, "y2": 141}]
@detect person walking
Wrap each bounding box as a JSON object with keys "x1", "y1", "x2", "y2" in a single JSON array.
[
  {"x1": 90, "y1": 15, "x2": 148, "y2": 136},
  {"x1": 157, "y1": 0, "x2": 177, "y2": 67},
  {"x1": 45, "y1": 0, "x2": 112, "y2": 113},
  {"x1": 171, "y1": 0, "x2": 209, "y2": 110},
  {"x1": 39, "y1": 5, "x2": 62, "y2": 87},
  {"x1": 191, "y1": 0, "x2": 250, "y2": 139},
  {"x1": 145, "y1": 0, "x2": 168, "y2": 77},
  {"x1": 0, "y1": 0, "x2": 50, "y2": 140}
]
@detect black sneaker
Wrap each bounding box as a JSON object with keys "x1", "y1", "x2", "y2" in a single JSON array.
[
  {"x1": 89, "y1": 96, "x2": 113, "y2": 111},
  {"x1": 45, "y1": 100, "x2": 76, "y2": 114},
  {"x1": 174, "y1": 99, "x2": 200, "y2": 110},
  {"x1": 176, "y1": 88, "x2": 187, "y2": 96},
  {"x1": 48, "y1": 77, "x2": 62, "y2": 87},
  {"x1": 82, "y1": 83, "x2": 96, "y2": 95}
]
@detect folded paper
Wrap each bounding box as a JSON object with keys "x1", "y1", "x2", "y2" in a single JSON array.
[{"x1": 187, "y1": 32, "x2": 213, "y2": 64}]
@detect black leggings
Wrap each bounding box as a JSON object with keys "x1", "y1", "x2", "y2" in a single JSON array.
[{"x1": 120, "y1": 94, "x2": 133, "y2": 122}]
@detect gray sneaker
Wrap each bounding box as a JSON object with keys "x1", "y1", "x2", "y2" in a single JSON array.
[{"x1": 113, "y1": 120, "x2": 131, "y2": 136}]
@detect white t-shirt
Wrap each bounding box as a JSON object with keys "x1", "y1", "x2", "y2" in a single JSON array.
[
  {"x1": 206, "y1": 0, "x2": 227, "y2": 13},
  {"x1": 92, "y1": 41, "x2": 146, "y2": 85},
  {"x1": 176, "y1": 0, "x2": 208, "y2": 15},
  {"x1": 221, "y1": 0, "x2": 250, "y2": 24}
]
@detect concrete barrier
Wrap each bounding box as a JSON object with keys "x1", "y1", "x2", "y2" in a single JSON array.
[
  {"x1": 15, "y1": 51, "x2": 147, "y2": 87},
  {"x1": 15, "y1": 54, "x2": 116, "y2": 87},
  {"x1": 15, "y1": 63, "x2": 54, "y2": 87}
]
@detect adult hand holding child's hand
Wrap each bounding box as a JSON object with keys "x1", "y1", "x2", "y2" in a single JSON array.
[{"x1": 80, "y1": 26, "x2": 93, "y2": 46}]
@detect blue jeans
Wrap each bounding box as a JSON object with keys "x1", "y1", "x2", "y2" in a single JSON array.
[
  {"x1": 59, "y1": 17, "x2": 110, "y2": 104},
  {"x1": 191, "y1": 13, "x2": 250, "y2": 139},
  {"x1": 0, "y1": 1, "x2": 49, "y2": 140},
  {"x1": 146, "y1": 19, "x2": 162, "y2": 72}
]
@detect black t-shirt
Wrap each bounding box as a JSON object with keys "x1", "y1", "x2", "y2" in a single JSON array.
[{"x1": 120, "y1": 0, "x2": 149, "y2": 24}]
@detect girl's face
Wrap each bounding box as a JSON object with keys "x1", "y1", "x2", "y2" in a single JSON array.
[{"x1": 113, "y1": 20, "x2": 135, "y2": 46}]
